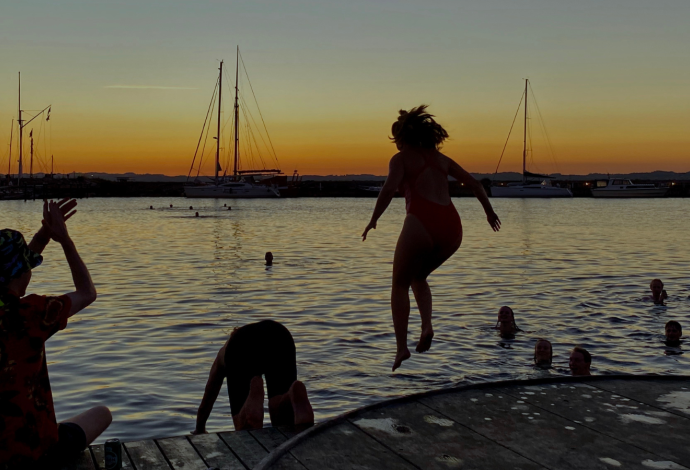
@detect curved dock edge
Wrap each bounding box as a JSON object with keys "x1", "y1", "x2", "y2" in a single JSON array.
[{"x1": 254, "y1": 374, "x2": 690, "y2": 469}]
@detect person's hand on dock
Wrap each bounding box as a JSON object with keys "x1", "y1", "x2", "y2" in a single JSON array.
[{"x1": 486, "y1": 211, "x2": 501, "y2": 232}]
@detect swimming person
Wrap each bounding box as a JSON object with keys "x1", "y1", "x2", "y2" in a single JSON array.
[
  {"x1": 193, "y1": 320, "x2": 314, "y2": 433},
  {"x1": 362, "y1": 106, "x2": 501, "y2": 371},
  {"x1": 494, "y1": 306, "x2": 520, "y2": 338},
  {"x1": 534, "y1": 339, "x2": 553, "y2": 367},
  {"x1": 265, "y1": 251, "x2": 274, "y2": 266},
  {"x1": 569, "y1": 346, "x2": 592, "y2": 376},
  {"x1": 665, "y1": 320, "x2": 682, "y2": 346},
  {"x1": 0, "y1": 199, "x2": 112, "y2": 469},
  {"x1": 649, "y1": 279, "x2": 668, "y2": 304}
]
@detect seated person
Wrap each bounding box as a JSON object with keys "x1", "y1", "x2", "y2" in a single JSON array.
[
  {"x1": 494, "y1": 306, "x2": 520, "y2": 338},
  {"x1": 193, "y1": 320, "x2": 314, "y2": 433},
  {"x1": 1, "y1": 200, "x2": 112, "y2": 470},
  {"x1": 533, "y1": 339, "x2": 553, "y2": 367},
  {"x1": 665, "y1": 320, "x2": 682, "y2": 346},
  {"x1": 647, "y1": 279, "x2": 668, "y2": 304},
  {"x1": 569, "y1": 346, "x2": 592, "y2": 376}
]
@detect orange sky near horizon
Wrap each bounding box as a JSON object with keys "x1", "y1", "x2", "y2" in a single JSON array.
[{"x1": 1, "y1": 1, "x2": 688, "y2": 177}]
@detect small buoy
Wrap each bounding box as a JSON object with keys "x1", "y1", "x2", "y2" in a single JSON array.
[
  {"x1": 224, "y1": 203, "x2": 227, "y2": 207},
  {"x1": 170, "y1": 204, "x2": 173, "y2": 208},
  {"x1": 189, "y1": 206, "x2": 193, "y2": 210},
  {"x1": 149, "y1": 206, "x2": 153, "y2": 210},
  {"x1": 228, "y1": 207, "x2": 232, "y2": 211},
  {"x1": 195, "y1": 212, "x2": 199, "y2": 217}
]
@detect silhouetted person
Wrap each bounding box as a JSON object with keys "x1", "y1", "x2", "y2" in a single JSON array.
[
  {"x1": 534, "y1": 339, "x2": 553, "y2": 367},
  {"x1": 149, "y1": 205, "x2": 154, "y2": 210},
  {"x1": 0, "y1": 199, "x2": 112, "y2": 469},
  {"x1": 193, "y1": 320, "x2": 314, "y2": 433},
  {"x1": 569, "y1": 346, "x2": 592, "y2": 376},
  {"x1": 494, "y1": 306, "x2": 519, "y2": 338},
  {"x1": 649, "y1": 279, "x2": 668, "y2": 304},
  {"x1": 195, "y1": 212, "x2": 199, "y2": 217},
  {"x1": 665, "y1": 320, "x2": 682, "y2": 346},
  {"x1": 265, "y1": 252, "x2": 274, "y2": 266},
  {"x1": 362, "y1": 105, "x2": 500, "y2": 371}
]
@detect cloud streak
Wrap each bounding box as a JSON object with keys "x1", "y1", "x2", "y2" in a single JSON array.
[{"x1": 104, "y1": 85, "x2": 197, "y2": 90}]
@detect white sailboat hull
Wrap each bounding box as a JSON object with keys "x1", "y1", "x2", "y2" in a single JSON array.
[
  {"x1": 491, "y1": 185, "x2": 573, "y2": 198},
  {"x1": 184, "y1": 183, "x2": 280, "y2": 198}
]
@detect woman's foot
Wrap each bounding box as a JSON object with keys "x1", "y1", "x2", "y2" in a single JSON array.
[
  {"x1": 237, "y1": 376, "x2": 264, "y2": 430},
  {"x1": 289, "y1": 381, "x2": 314, "y2": 426},
  {"x1": 416, "y1": 327, "x2": 434, "y2": 353},
  {"x1": 392, "y1": 348, "x2": 411, "y2": 371}
]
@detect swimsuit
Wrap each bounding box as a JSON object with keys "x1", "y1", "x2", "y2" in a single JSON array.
[
  {"x1": 401, "y1": 156, "x2": 463, "y2": 253},
  {"x1": 224, "y1": 320, "x2": 297, "y2": 416}
]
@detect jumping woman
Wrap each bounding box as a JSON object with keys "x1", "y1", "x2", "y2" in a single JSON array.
[{"x1": 362, "y1": 106, "x2": 501, "y2": 371}]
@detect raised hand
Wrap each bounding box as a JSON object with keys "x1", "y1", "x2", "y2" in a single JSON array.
[
  {"x1": 42, "y1": 200, "x2": 73, "y2": 245},
  {"x1": 361, "y1": 220, "x2": 377, "y2": 241},
  {"x1": 55, "y1": 198, "x2": 78, "y2": 221},
  {"x1": 487, "y1": 211, "x2": 501, "y2": 232}
]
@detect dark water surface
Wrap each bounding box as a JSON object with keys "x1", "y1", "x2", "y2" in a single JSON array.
[{"x1": 2, "y1": 197, "x2": 688, "y2": 441}]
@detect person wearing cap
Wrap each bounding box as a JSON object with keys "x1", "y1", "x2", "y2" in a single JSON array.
[{"x1": 0, "y1": 199, "x2": 112, "y2": 469}]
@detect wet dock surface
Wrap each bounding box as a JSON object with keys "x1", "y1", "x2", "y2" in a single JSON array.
[
  {"x1": 256, "y1": 376, "x2": 690, "y2": 470},
  {"x1": 63, "y1": 376, "x2": 690, "y2": 470}
]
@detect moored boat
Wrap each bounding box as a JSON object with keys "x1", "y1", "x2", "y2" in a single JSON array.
[{"x1": 591, "y1": 179, "x2": 668, "y2": 198}]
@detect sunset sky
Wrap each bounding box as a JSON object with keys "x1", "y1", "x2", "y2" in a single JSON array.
[{"x1": 1, "y1": 0, "x2": 688, "y2": 176}]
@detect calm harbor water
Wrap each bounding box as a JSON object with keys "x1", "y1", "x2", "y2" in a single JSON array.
[{"x1": 2, "y1": 197, "x2": 689, "y2": 441}]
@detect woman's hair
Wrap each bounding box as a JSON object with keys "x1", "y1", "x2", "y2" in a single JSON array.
[
  {"x1": 534, "y1": 339, "x2": 553, "y2": 363},
  {"x1": 391, "y1": 105, "x2": 449, "y2": 149},
  {"x1": 495, "y1": 306, "x2": 520, "y2": 331},
  {"x1": 665, "y1": 320, "x2": 682, "y2": 334},
  {"x1": 572, "y1": 346, "x2": 592, "y2": 364}
]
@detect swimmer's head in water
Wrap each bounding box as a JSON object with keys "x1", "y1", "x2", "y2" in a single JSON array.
[
  {"x1": 665, "y1": 320, "x2": 682, "y2": 343},
  {"x1": 391, "y1": 105, "x2": 449, "y2": 150},
  {"x1": 534, "y1": 339, "x2": 553, "y2": 365},
  {"x1": 497, "y1": 306, "x2": 514, "y2": 323},
  {"x1": 569, "y1": 346, "x2": 591, "y2": 376},
  {"x1": 650, "y1": 278, "x2": 664, "y2": 295}
]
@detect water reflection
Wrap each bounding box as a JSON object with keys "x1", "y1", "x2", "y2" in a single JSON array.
[{"x1": 1, "y1": 197, "x2": 688, "y2": 441}]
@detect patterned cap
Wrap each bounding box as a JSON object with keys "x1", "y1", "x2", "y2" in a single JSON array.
[{"x1": 0, "y1": 229, "x2": 43, "y2": 285}]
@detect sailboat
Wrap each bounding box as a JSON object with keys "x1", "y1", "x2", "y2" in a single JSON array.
[
  {"x1": 184, "y1": 48, "x2": 282, "y2": 198},
  {"x1": 491, "y1": 79, "x2": 572, "y2": 198}
]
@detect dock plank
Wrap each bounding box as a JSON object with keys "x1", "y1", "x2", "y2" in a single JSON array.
[
  {"x1": 286, "y1": 421, "x2": 416, "y2": 470},
  {"x1": 592, "y1": 379, "x2": 690, "y2": 417},
  {"x1": 250, "y1": 427, "x2": 287, "y2": 452},
  {"x1": 219, "y1": 431, "x2": 268, "y2": 469},
  {"x1": 59, "y1": 449, "x2": 96, "y2": 470},
  {"x1": 420, "y1": 388, "x2": 683, "y2": 470},
  {"x1": 351, "y1": 400, "x2": 545, "y2": 470},
  {"x1": 497, "y1": 382, "x2": 690, "y2": 464},
  {"x1": 189, "y1": 433, "x2": 244, "y2": 470},
  {"x1": 124, "y1": 440, "x2": 171, "y2": 470},
  {"x1": 157, "y1": 436, "x2": 207, "y2": 470},
  {"x1": 91, "y1": 444, "x2": 134, "y2": 469}
]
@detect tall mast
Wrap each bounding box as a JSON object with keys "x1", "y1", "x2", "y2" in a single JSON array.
[
  {"x1": 233, "y1": 46, "x2": 240, "y2": 178},
  {"x1": 215, "y1": 61, "x2": 223, "y2": 185},
  {"x1": 30, "y1": 132, "x2": 33, "y2": 178},
  {"x1": 18, "y1": 73, "x2": 23, "y2": 180},
  {"x1": 8, "y1": 119, "x2": 13, "y2": 177},
  {"x1": 51, "y1": 155, "x2": 54, "y2": 175},
  {"x1": 522, "y1": 78, "x2": 528, "y2": 183}
]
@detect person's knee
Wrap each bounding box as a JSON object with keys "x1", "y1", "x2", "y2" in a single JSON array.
[
  {"x1": 410, "y1": 278, "x2": 429, "y2": 292},
  {"x1": 92, "y1": 405, "x2": 113, "y2": 426}
]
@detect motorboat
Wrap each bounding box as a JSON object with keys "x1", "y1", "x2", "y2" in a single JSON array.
[{"x1": 591, "y1": 179, "x2": 668, "y2": 198}]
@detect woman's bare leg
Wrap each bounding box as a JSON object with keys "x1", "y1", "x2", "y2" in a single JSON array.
[
  {"x1": 411, "y1": 279, "x2": 433, "y2": 353},
  {"x1": 268, "y1": 381, "x2": 314, "y2": 426},
  {"x1": 233, "y1": 376, "x2": 265, "y2": 431},
  {"x1": 60, "y1": 405, "x2": 112, "y2": 446},
  {"x1": 391, "y1": 215, "x2": 433, "y2": 371}
]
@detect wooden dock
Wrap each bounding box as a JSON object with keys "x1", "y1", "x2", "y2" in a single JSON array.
[
  {"x1": 61, "y1": 425, "x2": 306, "y2": 470},
  {"x1": 256, "y1": 375, "x2": 690, "y2": 470},
  {"x1": 62, "y1": 375, "x2": 690, "y2": 470}
]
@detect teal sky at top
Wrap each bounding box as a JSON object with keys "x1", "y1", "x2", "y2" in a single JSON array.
[{"x1": 1, "y1": 0, "x2": 689, "y2": 173}]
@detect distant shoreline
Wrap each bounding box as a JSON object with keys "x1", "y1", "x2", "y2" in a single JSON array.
[{"x1": 16, "y1": 170, "x2": 690, "y2": 183}]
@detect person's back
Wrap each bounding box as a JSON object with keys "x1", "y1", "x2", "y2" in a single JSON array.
[{"x1": 399, "y1": 148, "x2": 453, "y2": 207}]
